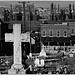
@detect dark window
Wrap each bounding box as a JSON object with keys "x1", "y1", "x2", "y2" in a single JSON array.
[
  {"x1": 64, "y1": 31, "x2": 67, "y2": 37},
  {"x1": 42, "y1": 30, "x2": 46, "y2": 36},
  {"x1": 72, "y1": 29, "x2": 74, "y2": 34},
  {"x1": 57, "y1": 31, "x2": 60, "y2": 37},
  {"x1": 50, "y1": 31, "x2": 53, "y2": 36}
]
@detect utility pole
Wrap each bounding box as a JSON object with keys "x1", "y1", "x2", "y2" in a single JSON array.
[
  {"x1": 29, "y1": 5, "x2": 32, "y2": 55},
  {"x1": 19, "y1": 1, "x2": 29, "y2": 33}
]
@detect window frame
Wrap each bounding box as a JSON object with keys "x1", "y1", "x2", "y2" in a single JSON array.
[
  {"x1": 42, "y1": 30, "x2": 46, "y2": 37},
  {"x1": 49, "y1": 30, "x2": 53, "y2": 37},
  {"x1": 57, "y1": 30, "x2": 60, "y2": 37},
  {"x1": 72, "y1": 29, "x2": 74, "y2": 34},
  {"x1": 64, "y1": 31, "x2": 67, "y2": 37}
]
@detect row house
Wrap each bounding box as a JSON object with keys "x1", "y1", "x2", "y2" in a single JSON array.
[{"x1": 41, "y1": 22, "x2": 75, "y2": 46}]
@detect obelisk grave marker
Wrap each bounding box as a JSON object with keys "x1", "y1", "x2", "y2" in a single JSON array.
[{"x1": 5, "y1": 24, "x2": 35, "y2": 74}]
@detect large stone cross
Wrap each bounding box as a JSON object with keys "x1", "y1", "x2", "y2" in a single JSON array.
[{"x1": 5, "y1": 24, "x2": 31, "y2": 71}]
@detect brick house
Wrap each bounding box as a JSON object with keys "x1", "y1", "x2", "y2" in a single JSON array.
[{"x1": 41, "y1": 22, "x2": 75, "y2": 46}]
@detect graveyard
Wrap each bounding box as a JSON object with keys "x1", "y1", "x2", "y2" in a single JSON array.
[
  {"x1": 0, "y1": 23, "x2": 74, "y2": 74},
  {"x1": 0, "y1": 16, "x2": 75, "y2": 75},
  {"x1": 1, "y1": 1, "x2": 75, "y2": 74},
  {"x1": 0, "y1": 22, "x2": 75, "y2": 74}
]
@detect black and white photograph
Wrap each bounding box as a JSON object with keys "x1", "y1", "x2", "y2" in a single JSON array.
[{"x1": 0, "y1": 0, "x2": 75, "y2": 74}]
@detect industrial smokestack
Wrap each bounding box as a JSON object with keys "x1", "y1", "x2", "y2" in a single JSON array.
[
  {"x1": 54, "y1": 3, "x2": 56, "y2": 21},
  {"x1": 51, "y1": 3, "x2": 54, "y2": 21},
  {"x1": 58, "y1": 4, "x2": 59, "y2": 20},
  {"x1": 73, "y1": 4, "x2": 74, "y2": 19},
  {"x1": 58, "y1": 4, "x2": 59, "y2": 12},
  {"x1": 10, "y1": 5, "x2": 13, "y2": 21},
  {"x1": 51, "y1": 3, "x2": 54, "y2": 13},
  {"x1": 73, "y1": 4, "x2": 74, "y2": 11},
  {"x1": 69, "y1": 4, "x2": 72, "y2": 19},
  {"x1": 69, "y1": 4, "x2": 71, "y2": 13}
]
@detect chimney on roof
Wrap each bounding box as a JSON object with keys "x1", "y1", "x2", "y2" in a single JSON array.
[
  {"x1": 73, "y1": 4, "x2": 74, "y2": 19},
  {"x1": 69, "y1": 4, "x2": 72, "y2": 19}
]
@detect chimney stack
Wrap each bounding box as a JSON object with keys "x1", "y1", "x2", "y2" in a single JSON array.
[
  {"x1": 69, "y1": 4, "x2": 72, "y2": 19},
  {"x1": 73, "y1": 4, "x2": 74, "y2": 19},
  {"x1": 54, "y1": 3, "x2": 56, "y2": 21},
  {"x1": 51, "y1": 3, "x2": 54, "y2": 13},
  {"x1": 69, "y1": 4, "x2": 71, "y2": 13},
  {"x1": 58, "y1": 4, "x2": 59, "y2": 20},
  {"x1": 51, "y1": 3, "x2": 54, "y2": 21}
]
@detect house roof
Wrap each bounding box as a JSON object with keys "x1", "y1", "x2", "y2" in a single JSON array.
[{"x1": 41, "y1": 23, "x2": 69, "y2": 29}]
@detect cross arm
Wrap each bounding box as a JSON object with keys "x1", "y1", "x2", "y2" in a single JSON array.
[
  {"x1": 5, "y1": 33, "x2": 14, "y2": 42},
  {"x1": 21, "y1": 33, "x2": 35, "y2": 44},
  {"x1": 21, "y1": 33, "x2": 29, "y2": 42}
]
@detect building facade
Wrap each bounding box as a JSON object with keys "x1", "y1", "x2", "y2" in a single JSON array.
[{"x1": 41, "y1": 22, "x2": 75, "y2": 46}]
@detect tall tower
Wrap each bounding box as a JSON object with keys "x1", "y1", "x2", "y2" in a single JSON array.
[
  {"x1": 10, "y1": 5, "x2": 13, "y2": 21},
  {"x1": 19, "y1": 1, "x2": 29, "y2": 32},
  {"x1": 69, "y1": 4, "x2": 72, "y2": 19},
  {"x1": 54, "y1": 3, "x2": 56, "y2": 21},
  {"x1": 51, "y1": 3, "x2": 54, "y2": 13},
  {"x1": 73, "y1": 4, "x2": 74, "y2": 19},
  {"x1": 58, "y1": 4, "x2": 59, "y2": 21},
  {"x1": 51, "y1": 3, "x2": 54, "y2": 21}
]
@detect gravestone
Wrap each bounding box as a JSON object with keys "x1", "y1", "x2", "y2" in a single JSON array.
[
  {"x1": 39, "y1": 44, "x2": 46, "y2": 56},
  {"x1": 5, "y1": 24, "x2": 35, "y2": 74}
]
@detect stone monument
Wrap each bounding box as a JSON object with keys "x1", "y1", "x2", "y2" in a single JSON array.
[{"x1": 5, "y1": 24, "x2": 35, "y2": 74}]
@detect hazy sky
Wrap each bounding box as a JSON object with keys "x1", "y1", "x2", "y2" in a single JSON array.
[{"x1": 0, "y1": 1, "x2": 75, "y2": 8}]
